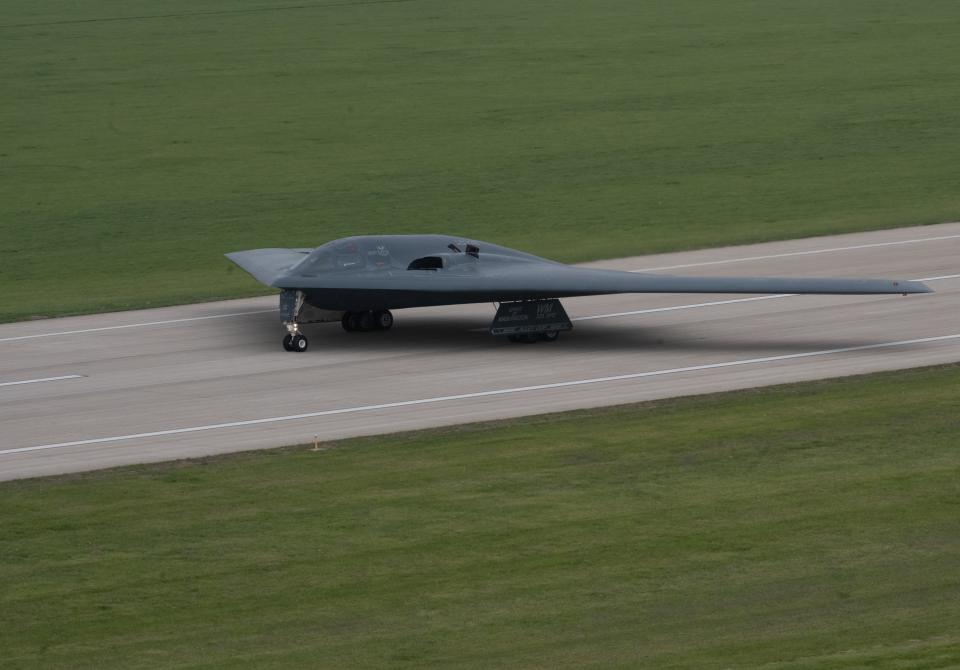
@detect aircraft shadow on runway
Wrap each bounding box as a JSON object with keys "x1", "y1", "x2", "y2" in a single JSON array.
[{"x1": 229, "y1": 312, "x2": 895, "y2": 356}]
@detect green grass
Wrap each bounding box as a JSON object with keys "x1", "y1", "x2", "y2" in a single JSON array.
[
  {"x1": 2, "y1": 0, "x2": 960, "y2": 321},
  {"x1": 2, "y1": 364, "x2": 960, "y2": 668}
]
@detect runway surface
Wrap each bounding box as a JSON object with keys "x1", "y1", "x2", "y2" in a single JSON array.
[{"x1": 2, "y1": 222, "x2": 959, "y2": 480}]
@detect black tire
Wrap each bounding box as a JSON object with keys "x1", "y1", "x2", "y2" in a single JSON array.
[
  {"x1": 282, "y1": 334, "x2": 295, "y2": 351},
  {"x1": 374, "y1": 310, "x2": 394, "y2": 330},
  {"x1": 358, "y1": 311, "x2": 374, "y2": 332},
  {"x1": 291, "y1": 333, "x2": 308, "y2": 352},
  {"x1": 539, "y1": 330, "x2": 559, "y2": 342},
  {"x1": 341, "y1": 312, "x2": 355, "y2": 332}
]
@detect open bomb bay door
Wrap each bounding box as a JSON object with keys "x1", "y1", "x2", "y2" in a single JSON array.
[{"x1": 490, "y1": 299, "x2": 573, "y2": 343}]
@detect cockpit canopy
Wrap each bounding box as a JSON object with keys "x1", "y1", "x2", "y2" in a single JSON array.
[
  {"x1": 288, "y1": 235, "x2": 549, "y2": 276},
  {"x1": 291, "y1": 238, "x2": 404, "y2": 274}
]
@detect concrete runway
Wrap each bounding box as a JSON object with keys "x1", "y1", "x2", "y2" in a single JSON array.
[{"x1": 2, "y1": 222, "x2": 959, "y2": 480}]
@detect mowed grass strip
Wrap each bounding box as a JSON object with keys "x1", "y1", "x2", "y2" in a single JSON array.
[
  {"x1": 2, "y1": 0, "x2": 960, "y2": 321},
  {"x1": 1, "y1": 364, "x2": 959, "y2": 668}
]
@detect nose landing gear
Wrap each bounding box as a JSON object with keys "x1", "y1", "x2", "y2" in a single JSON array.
[
  {"x1": 282, "y1": 332, "x2": 309, "y2": 352},
  {"x1": 277, "y1": 291, "x2": 396, "y2": 351},
  {"x1": 280, "y1": 289, "x2": 309, "y2": 352}
]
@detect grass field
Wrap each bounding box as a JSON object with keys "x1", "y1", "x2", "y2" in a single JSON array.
[
  {"x1": 2, "y1": 0, "x2": 960, "y2": 321},
  {"x1": 2, "y1": 364, "x2": 959, "y2": 668}
]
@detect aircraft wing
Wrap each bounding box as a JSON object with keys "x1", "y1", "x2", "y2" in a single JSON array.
[
  {"x1": 380, "y1": 265, "x2": 934, "y2": 297},
  {"x1": 225, "y1": 248, "x2": 310, "y2": 286},
  {"x1": 530, "y1": 266, "x2": 933, "y2": 295},
  {"x1": 227, "y1": 247, "x2": 931, "y2": 302}
]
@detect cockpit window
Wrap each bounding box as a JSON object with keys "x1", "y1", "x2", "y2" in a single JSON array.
[
  {"x1": 333, "y1": 241, "x2": 364, "y2": 270},
  {"x1": 292, "y1": 236, "x2": 493, "y2": 275},
  {"x1": 294, "y1": 238, "x2": 403, "y2": 275}
]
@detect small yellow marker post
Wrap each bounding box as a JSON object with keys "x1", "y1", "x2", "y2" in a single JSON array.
[{"x1": 312, "y1": 435, "x2": 321, "y2": 452}]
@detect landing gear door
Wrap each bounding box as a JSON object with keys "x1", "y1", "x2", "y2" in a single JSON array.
[
  {"x1": 279, "y1": 289, "x2": 343, "y2": 324},
  {"x1": 279, "y1": 289, "x2": 304, "y2": 323},
  {"x1": 490, "y1": 299, "x2": 573, "y2": 336}
]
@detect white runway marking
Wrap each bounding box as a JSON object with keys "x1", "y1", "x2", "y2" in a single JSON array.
[
  {"x1": 4, "y1": 332, "x2": 959, "y2": 456},
  {"x1": 573, "y1": 295, "x2": 792, "y2": 322},
  {"x1": 0, "y1": 375, "x2": 83, "y2": 388},
  {"x1": 632, "y1": 233, "x2": 960, "y2": 272},
  {"x1": 0, "y1": 310, "x2": 275, "y2": 343},
  {"x1": 915, "y1": 273, "x2": 960, "y2": 282}
]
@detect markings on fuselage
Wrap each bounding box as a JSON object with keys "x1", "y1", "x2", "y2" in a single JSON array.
[
  {"x1": 0, "y1": 375, "x2": 83, "y2": 388},
  {"x1": 3, "y1": 332, "x2": 960, "y2": 456}
]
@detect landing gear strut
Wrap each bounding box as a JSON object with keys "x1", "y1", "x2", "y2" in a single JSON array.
[
  {"x1": 280, "y1": 289, "x2": 309, "y2": 352},
  {"x1": 341, "y1": 310, "x2": 394, "y2": 333}
]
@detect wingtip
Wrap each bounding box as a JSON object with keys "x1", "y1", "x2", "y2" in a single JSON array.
[{"x1": 900, "y1": 280, "x2": 933, "y2": 294}]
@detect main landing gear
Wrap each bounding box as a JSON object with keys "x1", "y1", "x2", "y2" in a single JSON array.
[{"x1": 341, "y1": 310, "x2": 394, "y2": 332}]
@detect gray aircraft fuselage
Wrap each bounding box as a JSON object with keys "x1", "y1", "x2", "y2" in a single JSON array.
[
  {"x1": 226, "y1": 234, "x2": 931, "y2": 350},
  {"x1": 227, "y1": 234, "x2": 931, "y2": 312}
]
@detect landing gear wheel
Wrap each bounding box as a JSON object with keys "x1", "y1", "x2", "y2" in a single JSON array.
[
  {"x1": 342, "y1": 311, "x2": 363, "y2": 332},
  {"x1": 342, "y1": 310, "x2": 392, "y2": 333},
  {"x1": 290, "y1": 333, "x2": 308, "y2": 352},
  {"x1": 374, "y1": 310, "x2": 394, "y2": 330},
  {"x1": 283, "y1": 333, "x2": 308, "y2": 351},
  {"x1": 539, "y1": 330, "x2": 559, "y2": 342},
  {"x1": 358, "y1": 311, "x2": 374, "y2": 331}
]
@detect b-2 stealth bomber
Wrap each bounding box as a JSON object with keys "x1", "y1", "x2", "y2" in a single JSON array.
[{"x1": 226, "y1": 235, "x2": 932, "y2": 351}]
